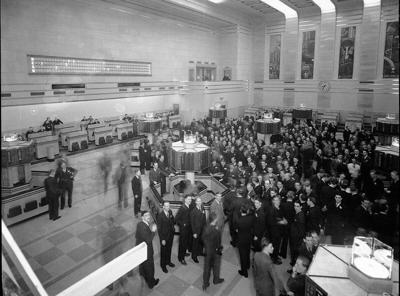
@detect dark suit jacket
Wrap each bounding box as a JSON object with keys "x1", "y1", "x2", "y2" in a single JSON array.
[
  {"x1": 353, "y1": 205, "x2": 372, "y2": 230},
  {"x1": 235, "y1": 214, "x2": 254, "y2": 245},
  {"x1": 175, "y1": 204, "x2": 190, "y2": 229},
  {"x1": 135, "y1": 221, "x2": 154, "y2": 258},
  {"x1": 306, "y1": 206, "x2": 322, "y2": 232},
  {"x1": 44, "y1": 176, "x2": 61, "y2": 198},
  {"x1": 254, "y1": 208, "x2": 266, "y2": 239},
  {"x1": 290, "y1": 211, "x2": 306, "y2": 239},
  {"x1": 287, "y1": 273, "x2": 306, "y2": 296},
  {"x1": 190, "y1": 206, "x2": 206, "y2": 235},
  {"x1": 297, "y1": 242, "x2": 315, "y2": 262},
  {"x1": 319, "y1": 185, "x2": 338, "y2": 208},
  {"x1": 157, "y1": 210, "x2": 175, "y2": 241},
  {"x1": 149, "y1": 168, "x2": 161, "y2": 185},
  {"x1": 131, "y1": 176, "x2": 142, "y2": 196}
]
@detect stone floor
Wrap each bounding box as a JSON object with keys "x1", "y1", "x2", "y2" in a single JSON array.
[{"x1": 8, "y1": 142, "x2": 307, "y2": 296}]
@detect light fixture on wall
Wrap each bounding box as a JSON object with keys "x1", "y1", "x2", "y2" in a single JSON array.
[
  {"x1": 260, "y1": 0, "x2": 298, "y2": 19},
  {"x1": 311, "y1": 0, "x2": 335, "y2": 13}
]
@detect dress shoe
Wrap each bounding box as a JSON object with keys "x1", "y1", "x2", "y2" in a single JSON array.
[
  {"x1": 238, "y1": 270, "x2": 248, "y2": 278},
  {"x1": 180, "y1": 260, "x2": 187, "y2": 265},
  {"x1": 68, "y1": 205, "x2": 72, "y2": 208},
  {"x1": 202, "y1": 283, "x2": 209, "y2": 291},
  {"x1": 184, "y1": 253, "x2": 190, "y2": 257},
  {"x1": 192, "y1": 258, "x2": 199, "y2": 263},
  {"x1": 167, "y1": 262, "x2": 175, "y2": 268},
  {"x1": 53, "y1": 216, "x2": 61, "y2": 221},
  {"x1": 213, "y1": 278, "x2": 224, "y2": 285},
  {"x1": 150, "y1": 278, "x2": 159, "y2": 289},
  {"x1": 161, "y1": 267, "x2": 168, "y2": 273}
]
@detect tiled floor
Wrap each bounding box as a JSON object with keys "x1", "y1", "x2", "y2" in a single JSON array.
[{"x1": 8, "y1": 142, "x2": 298, "y2": 296}]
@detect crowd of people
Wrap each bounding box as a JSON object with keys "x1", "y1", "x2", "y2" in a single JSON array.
[{"x1": 134, "y1": 114, "x2": 398, "y2": 295}]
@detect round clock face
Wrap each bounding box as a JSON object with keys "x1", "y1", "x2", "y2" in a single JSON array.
[{"x1": 318, "y1": 81, "x2": 331, "y2": 93}]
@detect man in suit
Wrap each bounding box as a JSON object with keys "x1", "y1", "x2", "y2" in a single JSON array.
[
  {"x1": 175, "y1": 195, "x2": 192, "y2": 265},
  {"x1": 44, "y1": 169, "x2": 61, "y2": 221},
  {"x1": 157, "y1": 155, "x2": 171, "y2": 197},
  {"x1": 139, "y1": 141, "x2": 146, "y2": 174},
  {"x1": 306, "y1": 197, "x2": 322, "y2": 234},
  {"x1": 210, "y1": 193, "x2": 225, "y2": 238},
  {"x1": 135, "y1": 211, "x2": 159, "y2": 289},
  {"x1": 190, "y1": 197, "x2": 206, "y2": 263},
  {"x1": 144, "y1": 139, "x2": 152, "y2": 171},
  {"x1": 326, "y1": 194, "x2": 347, "y2": 244},
  {"x1": 268, "y1": 195, "x2": 288, "y2": 265},
  {"x1": 149, "y1": 162, "x2": 162, "y2": 189},
  {"x1": 55, "y1": 160, "x2": 77, "y2": 209},
  {"x1": 202, "y1": 212, "x2": 224, "y2": 291},
  {"x1": 297, "y1": 232, "x2": 316, "y2": 262},
  {"x1": 157, "y1": 201, "x2": 175, "y2": 273},
  {"x1": 113, "y1": 162, "x2": 130, "y2": 209},
  {"x1": 288, "y1": 200, "x2": 306, "y2": 273},
  {"x1": 131, "y1": 170, "x2": 143, "y2": 217},
  {"x1": 253, "y1": 198, "x2": 266, "y2": 252},
  {"x1": 235, "y1": 205, "x2": 255, "y2": 278}
]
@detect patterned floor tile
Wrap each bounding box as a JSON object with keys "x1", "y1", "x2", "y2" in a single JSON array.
[
  {"x1": 173, "y1": 264, "x2": 203, "y2": 285},
  {"x1": 34, "y1": 267, "x2": 52, "y2": 283},
  {"x1": 67, "y1": 244, "x2": 97, "y2": 263},
  {"x1": 77, "y1": 228, "x2": 98, "y2": 243},
  {"x1": 57, "y1": 237, "x2": 84, "y2": 254},
  {"x1": 34, "y1": 247, "x2": 63, "y2": 266},
  {"x1": 181, "y1": 285, "x2": 208, "y2": 296},
  {"x1": 23, "y1": 239, "x2": 54, "y2": 257},
  {"x1": 155, "y1": 274, "x2": 190, "y2": 296},
  {"x1": 85, "y1": 214, "x2": 107, "y2": 227},
  {"x1": 47, "y1": 230, "x2": 74, "y2": 245},
  {"x1": 44, "y1": 255, "x2": 76, "y2": 277}
]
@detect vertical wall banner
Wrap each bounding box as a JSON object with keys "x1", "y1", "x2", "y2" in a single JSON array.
[
  {"x1": 269, "y1": 34, "x2": 281, "y2": 79},
  {"x1": 383, "y1": 21, "x2": 399, "y2": 78},
  {"x1": 301, "y1": 31, "x2": 316, "y2": 79},
  {"x1": 338, "y1": 26, "x2": 356, "y2": 79}
]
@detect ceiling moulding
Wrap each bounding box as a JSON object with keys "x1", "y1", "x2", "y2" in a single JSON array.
[{"x1": 98, "y1": 0, "x2": 234, "y2": 31}]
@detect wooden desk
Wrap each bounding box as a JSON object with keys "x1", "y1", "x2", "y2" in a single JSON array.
[
  {"x1": 116, "y1": 123, "x2": 133, "y2": 140},
  {"x1": 54, "y1": 123, "x2": 77, "y2": 137},
  {"x1": 28, "y1": 130, "x2": 53, "y2": 140},
  {"x1": 66, "y1": 131, "x2": 88, "y2": 152},
  {"x1": 34, "y1": 135, "x2": 59, "y2": 159},
  {"x1": 109, "y1": 120, "x2": 125, "y2": 137},
  {"x1": 104, "y1": 116, "x2": 120, "y2": 125},
  {"x1": 94, "y1": 126, "x2": 113, "y2": 145},
  {"x1": 80, "y1": 121, "x2": 89, "y2": 131},
  {"x1": 60, "y1": 127, "x2": 81, "y2": 147},
  {"x1": 87, "y1": 123, "x2": 106, "y2": 141}
]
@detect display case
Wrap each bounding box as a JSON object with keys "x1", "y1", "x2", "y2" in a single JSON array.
[{"x1": 351, "y1": 237, "x2": 393, "y2": 280}]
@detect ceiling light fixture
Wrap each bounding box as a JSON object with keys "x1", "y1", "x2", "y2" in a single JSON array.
[
  {"x1": 363, "y1": 0, "x2": 381, "y2": 7},
  {"x1": 311, "y1": 0, "x2": 335, "y2": 13},
  {"x1": 261, "y1": 0, "x2": 298, "y2": 19},
  {"x1": 208, "y1": 0, "x2": 225, "y2": 3}
]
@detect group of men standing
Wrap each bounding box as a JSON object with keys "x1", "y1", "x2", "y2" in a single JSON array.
[
  {"x1": 135, "y1": 194, "x2": 225, "y2": 291},
  {"x1": 44, "y1": 159, "x2": 77, "y2": 221}
]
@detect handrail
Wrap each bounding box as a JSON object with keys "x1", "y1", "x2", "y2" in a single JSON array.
[{"x1": 2, "y1": 219, "x2": 48, "y2": 296}]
